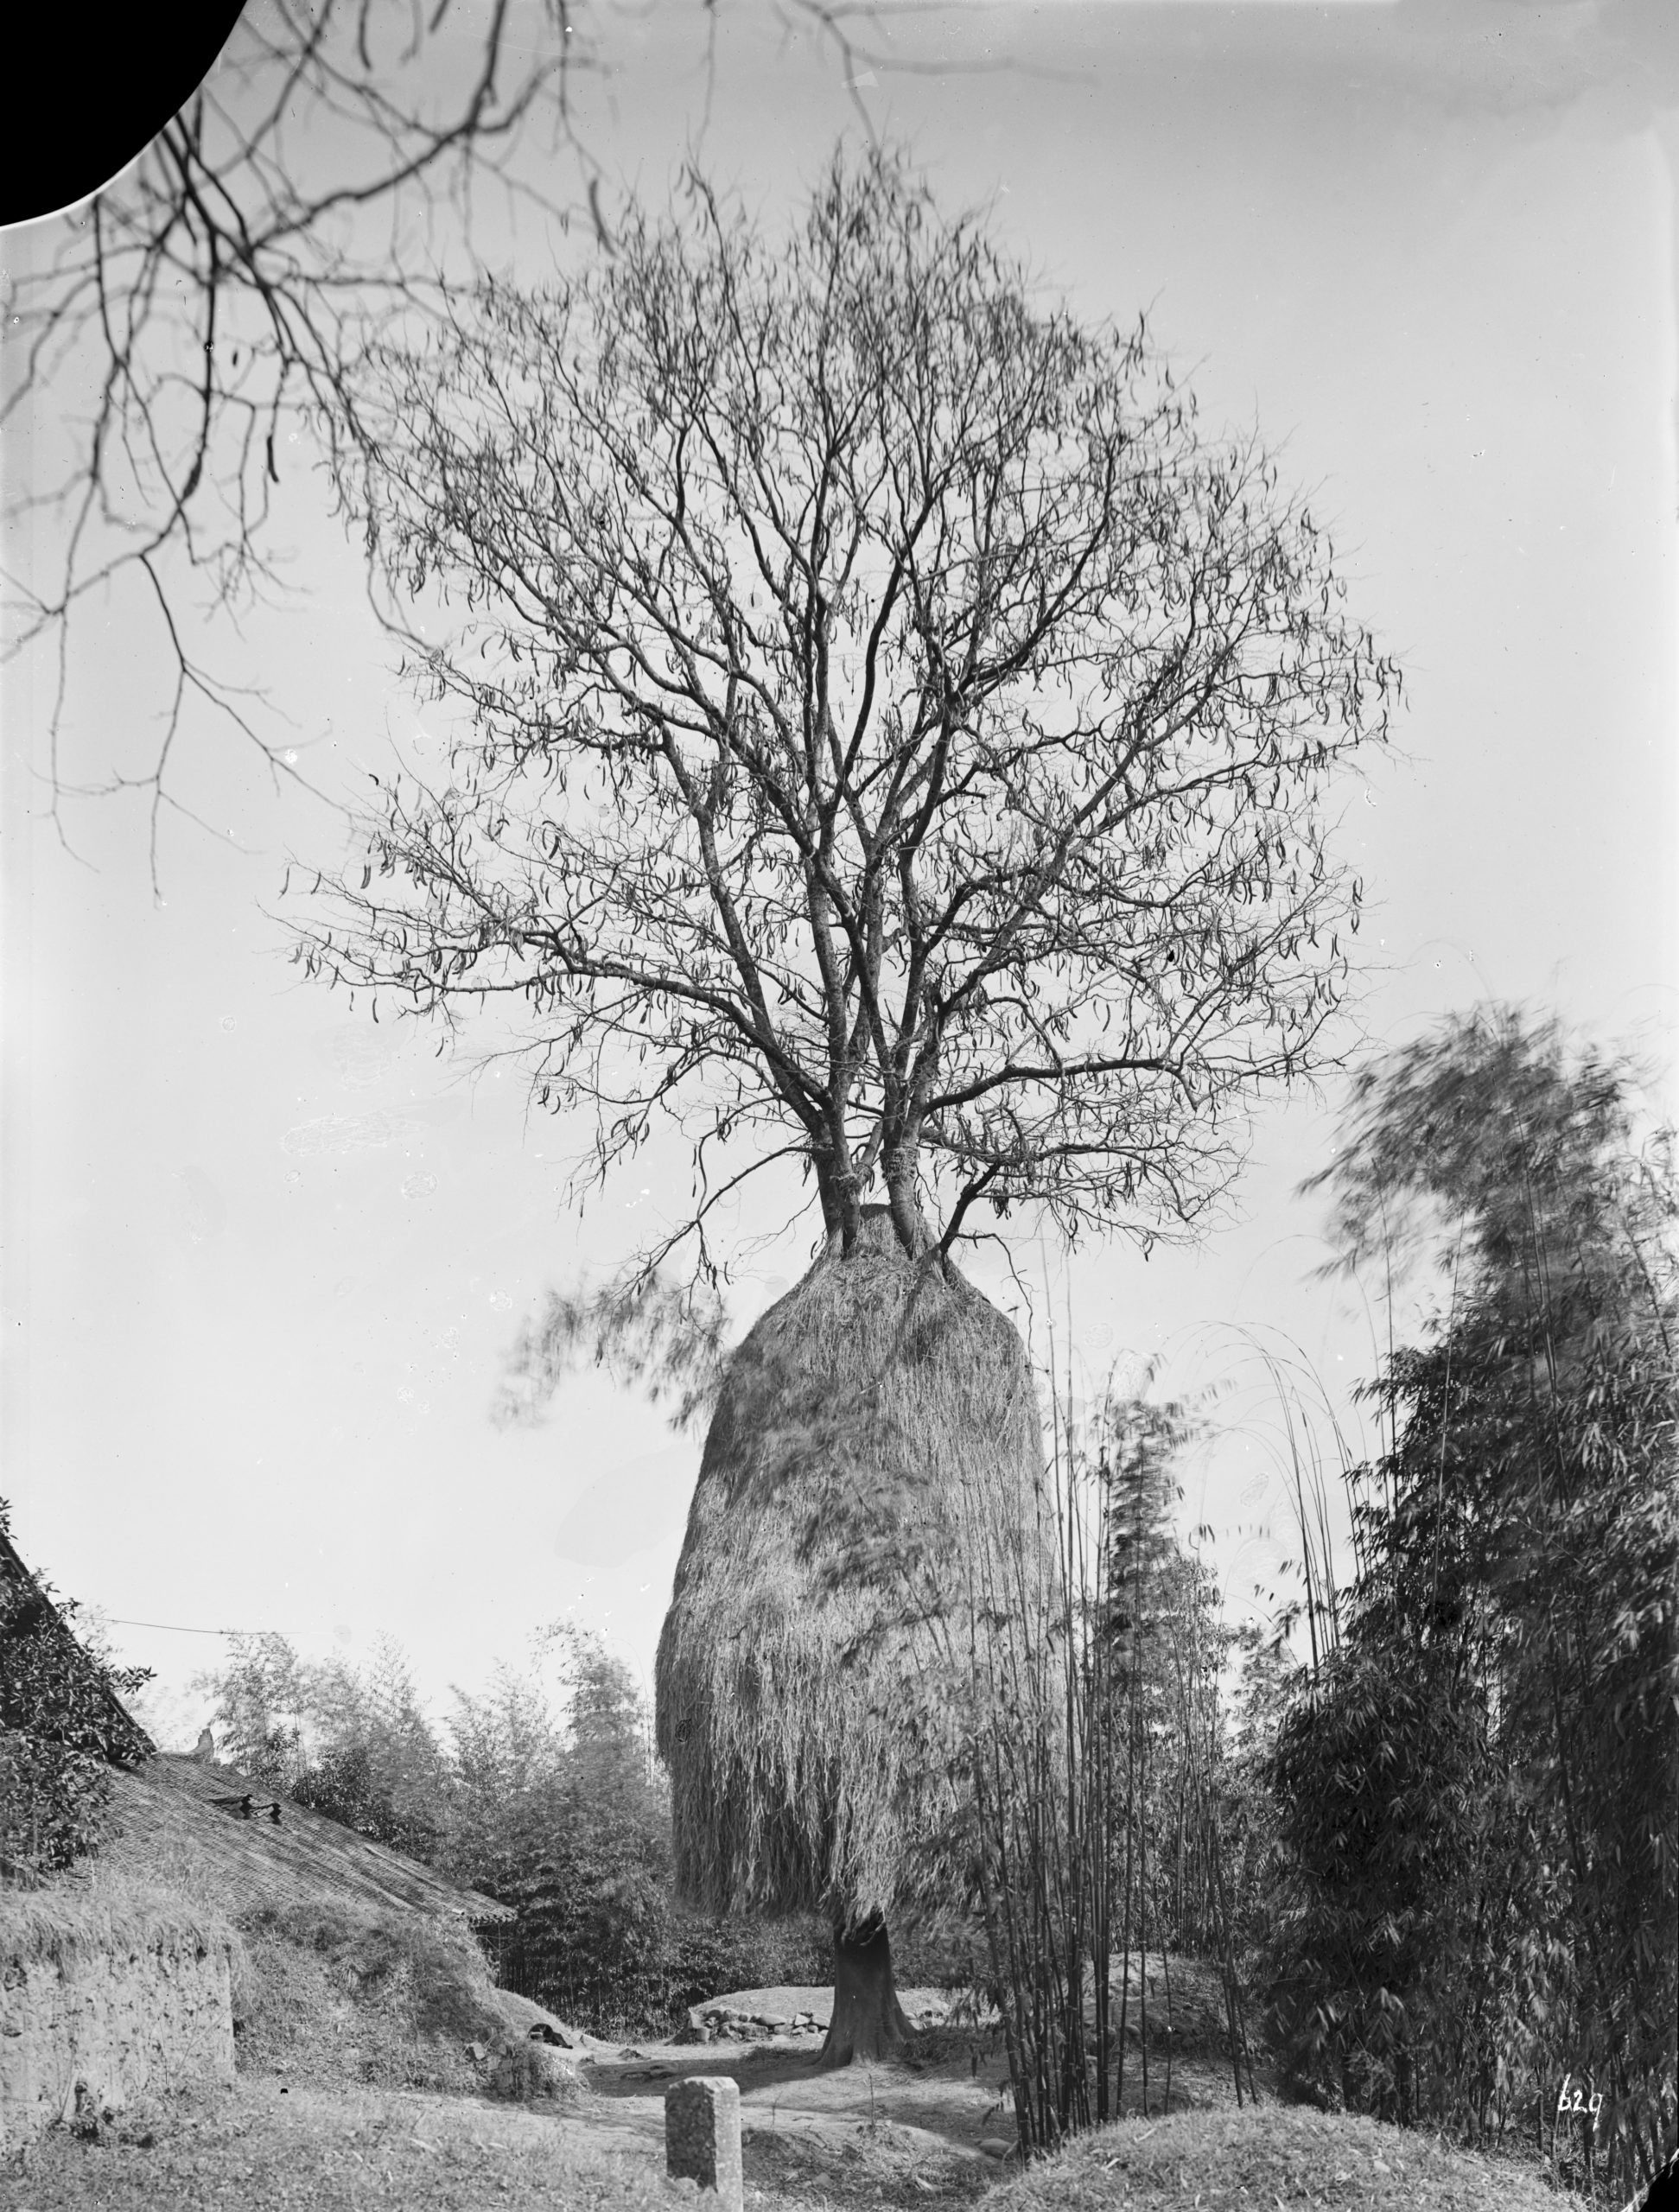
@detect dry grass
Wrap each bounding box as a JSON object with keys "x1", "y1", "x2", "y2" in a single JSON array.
[
  {"x1": 234, "y1": 1898, "x2": 512, "y2": 2092},
  {"x1": 0, "y1": 1867, "x2": 238, "y2": 1974},
  {"x1": 4, "y1": 2079, "x2": 664, "y2": 2211},
  {"x1": 5, "y1": 2031, "x2": 1589, "y2": 2212},
  {"x1": 79, "y1": 1813, "x2": 516, "y2": 2080},
  {"x1": 986, "y1": 2103, "x2": 1567, "y2": 2212},
  {"x1": 748, "y1": 2120, "x2": 996, "y2": 2210},
  {"x1": 7, "y1": 1851, "x2": 511, "y2": 2097}
]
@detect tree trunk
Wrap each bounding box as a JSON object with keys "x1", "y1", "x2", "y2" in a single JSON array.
[{"x1": 820, "y1": 1915, "x2": 912, "y2": 2068}]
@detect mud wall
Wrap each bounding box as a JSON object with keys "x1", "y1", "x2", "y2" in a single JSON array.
[{"x1": 1, "y1": 1913, "x2": 235, "y2": 2147}]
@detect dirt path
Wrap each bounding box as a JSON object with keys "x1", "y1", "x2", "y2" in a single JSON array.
[
  {"x1": 4, "y1": 2048, "x2": 1012, "y2": 2211},
  {"x1": 578, "y1": 2008, "x2": 1263, "y2": 2172},
  {"x1": 585, "y1": 2033, "x2": 1018, "y2": 2164}
]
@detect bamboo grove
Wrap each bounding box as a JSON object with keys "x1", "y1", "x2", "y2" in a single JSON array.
[{"x1": 1262, "y1": 1012, "x2": 1677, "y2": 2199}]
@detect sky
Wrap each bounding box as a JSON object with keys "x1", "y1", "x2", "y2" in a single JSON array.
[{"x1": 2, "y1": 0, "x2": 1676, "y2": 1751}]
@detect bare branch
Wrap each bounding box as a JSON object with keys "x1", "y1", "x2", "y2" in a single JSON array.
[{"x1": 291, "y1": 145, "x2": 1398, "y2": 1274}]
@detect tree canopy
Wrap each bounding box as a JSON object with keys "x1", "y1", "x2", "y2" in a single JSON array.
[
  {"x1": 1265, "y1": 1010, "x2": 1677, "y2": 2190},
  {"x1": 298, "y1": 145, "x2": 1397, "y2": 1276}
]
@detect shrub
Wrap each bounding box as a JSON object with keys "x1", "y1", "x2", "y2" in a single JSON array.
[
  {"x1": 290, "y1": 1738, "x2": 443, "y2": 1861},
  {"x1": 658, "y1": 1909, "x2": 836, "y2": 2018},
  {"x1": 234, "y1": 1899, "x2": 506, "y2": 2089},
  {"x1": 0, "y1": 1499, "x2": 152, "y2": 1883},
  {"x1": 480, "y1": 1814, "x2": 671, "y2": 2036}
]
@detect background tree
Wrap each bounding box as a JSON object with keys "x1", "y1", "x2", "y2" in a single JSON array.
[
  {"x1": 190, "y1": 1617, "x2": 798, "y2": 2034},
  {"x1": 1262, "y1": 1009, "x2": 1678, "y2": 2194},
  {"x1": 1102, "y1": 1421, "x2": 1256, "y2": 2109},
  {"x1": 291, "y1": 141, "x2": 1393, "y2": 2064},
  {"x1": 197, "y1": 1629, "x2": 312, "y2": 1787},
  {"x1": 443, "y1": 1625, "x2": 673, "y2": 2031},
  {"x1": 290, "y1": 1637, "x2": 451, "y2": 1859}
]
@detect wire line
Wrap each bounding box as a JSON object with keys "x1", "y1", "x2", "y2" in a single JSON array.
[{"x1": 105, "y1": 1616, "x2": 277, "y2": 1637}]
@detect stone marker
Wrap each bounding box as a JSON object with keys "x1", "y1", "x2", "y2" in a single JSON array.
[{"x1": 665, "y1": 2076, "x2": 743, "y2": 2212}]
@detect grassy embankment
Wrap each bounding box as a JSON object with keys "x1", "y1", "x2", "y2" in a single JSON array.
[
  {"x1": 5, "y1": 1876, "x2": 1584, "y2": 2212},
  {"x1": 9, "y1": 2076, "x2": 1576, "y2": 2212}
]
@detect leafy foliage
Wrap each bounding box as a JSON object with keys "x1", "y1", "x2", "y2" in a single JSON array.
[
  {"x1": 1262, "y1": 1010, "x2": 1678, "y2": 2193},
  {"x1": 497, "y1": 1272, "x2": 730, "y2": 1438},
  {"x1": 859, "y1": 1381, "x2": 1256, "y2": 2146},
  {"x1": 0, "y1": 1500, "x2": 153, "y2": 1883},
  {"x1": 195, "y1": 1630, "x2": 311, "y2": 1789},
  {"x1": 190, "y1": 1618, "x2": 815, "y2": 2036},
  {"x1": 290, "y1": 1641, "x2": 452, "y2": 1860},
  {"x1": 479, "y1": 1827, "x2": 671, "y2": 2035},
  {"x1": 442, "y1": 1627, "x2": 661, "y2": 2029},
  {"x1": 1220, "y1": 1620, "x2": 1306, "y2": 1955}
]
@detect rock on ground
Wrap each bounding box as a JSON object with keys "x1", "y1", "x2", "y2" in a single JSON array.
[{"x1": 684, "y1": 1985, "x2": 988, "y2": 2044}]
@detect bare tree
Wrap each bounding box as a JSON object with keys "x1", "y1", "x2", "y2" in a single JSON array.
[
  {"x1": 298, "y1": 145, "x2": 1398, "y2": 1280},
  {"x1": 1, "y1": 3, "x2": 588, "y2": 861},
  {"x1": 284, "y1": 147, "x2": 1398, "y2": 2068},
  {"x1": 0, "y1": 0, "x2": 953, "y2": 881}
]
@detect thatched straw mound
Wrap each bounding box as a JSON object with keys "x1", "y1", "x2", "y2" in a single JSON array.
[{"x1": 655, "y1": 1207, "x2": 1046, "y2": 1931}]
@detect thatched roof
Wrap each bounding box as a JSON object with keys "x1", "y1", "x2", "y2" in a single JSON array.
[
  {"x1": 654, "y1": 1206, "x2": 1047, "y2": 1931},
  {"x1": 99, "y1": 1753, "x2": 510, "y2": 1927}
]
